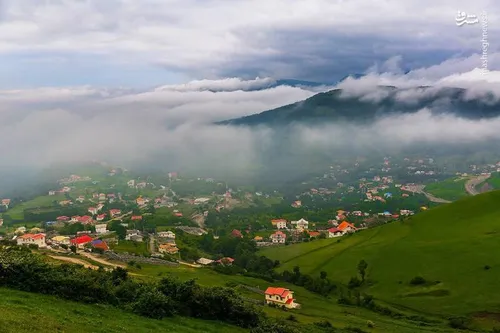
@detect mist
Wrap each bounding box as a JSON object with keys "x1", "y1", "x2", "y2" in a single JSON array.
[{"x1": 1, "y1": 57, "x2": 500, "y2": 188}]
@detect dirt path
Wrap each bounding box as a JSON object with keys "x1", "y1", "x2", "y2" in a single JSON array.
[
  {"x1": 79, "y1": 252, "x2": 126, "y2": 268},
  {"x1": 49, "y1": 255, "x2": 100, "y2": 270},
  {"x1": 178, "y1": 260, "x2": 201, "y2": 268}
]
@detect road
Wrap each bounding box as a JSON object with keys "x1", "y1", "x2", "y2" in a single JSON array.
[
  {"x1": 402, "y1": 184, "x2": 451, "y2": 203},
  {"x1": 465, "y1": 174, "x2": 491, "y2": 196}
]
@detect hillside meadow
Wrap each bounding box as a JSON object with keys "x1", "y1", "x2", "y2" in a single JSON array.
[
  {"x1": 0, "y1": 288, "x2": 245, "y2": 333},
  {"x1": 261, "y1": 191, "x2": 500, "y2": 330}
]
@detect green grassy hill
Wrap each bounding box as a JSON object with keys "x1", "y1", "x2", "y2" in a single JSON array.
[
  {"x1": 261, "y1": 191, "x2": 500, "y2": 330},
  {"x1": 424, "y1": 177, "x2": 469, "y2": 201},
  {"x1": 0, "y1": 288, "x2": 244, "y2": 333}
]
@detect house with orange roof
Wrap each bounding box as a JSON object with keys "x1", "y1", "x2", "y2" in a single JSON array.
[
  {"x1": 271, "y1": 219, "x2": 287, "y2": 229},
  {"x1": 16, "y1": 233, "x2": 46, "y2": 248},
  {"x1": 308, "y1": 231, "x2": 321, "y2": 238},
  {"x1": 265, "y1": 287, "x2": 299, "y2": 309},
  {"x1": 337, "y1": 221, "x2": 357, "y2": 233}
]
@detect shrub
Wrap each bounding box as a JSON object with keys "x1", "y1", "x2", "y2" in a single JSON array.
[
  {"x1": 367, "y1": 320, "x2": 375, "y2": 328},
  {"x1": 348, "y1": 276, "x2": 362, "y2": 289},
  {"x1": 409, "y1": 276, "x2": 426, "y2": 285},
  {"x1": 484, "y1": 265, "x2": 491, "y2": 270},
  {"x1": 132, "y1": 288, "x2": 175, "y2": 319},
  {"x1": 448, "y1": 316, "x2": 469, "y2": 330},
  {"x1": 286, "y1": 314, "x2": 298, "y2": 322}
]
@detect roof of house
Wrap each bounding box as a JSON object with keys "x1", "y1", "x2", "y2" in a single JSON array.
[
  {"x1": 52, "y1": 235, "x2": 69, "y2": 242},
  {"x1": 78, "y1": 216, "x2": 93, "y2": 223},
  {"x1": 19, "y1": 233, "x2": 45, "y2": 240},
  {"x1": 91, "y1": 239, "x2": 109, "y2": 251},
  {"x1": 131, "y1": 215, "x2": 143, "y2": 220},
  {"x1": 338, "y1": 221, "x2": 356, "y2": 231},
  {"x1": 254, "y1": 236, "x2": 263, "y2": 241},
  {"x1": 271, "y1": 231, "x2": 286, "y2": 238},
  {"x1": 265, "y1": 287, "x2": 291, "y2": 298},
  {"x1": 97, "y1": 214, "x2": 106, "y2": 218},
  {"x1": 271, "y1": 219, "x2": 287, "y2": 224},
  {"x1": 308, "y1": 231, "x2": 321, "y2": 237},
  {"x1": 231, "y1": 229, "x2": 243, "y2": 238},
  {"x1": 71, "y1": 235, "x2": 93, "y2": 245},
  {"x1": 57, "y1": 216, "x2": 70, "y2": 220},
  {"x1": 327, "y1": 227, "x2": 342, "y2": 233}
]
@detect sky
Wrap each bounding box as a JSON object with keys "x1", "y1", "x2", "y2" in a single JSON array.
[
  {"x1": 0, "y1": 0, "x2": 497, "y2": 88},
  {"x1": 0, "y1": 0, "x2": 500, "y2": 179}
]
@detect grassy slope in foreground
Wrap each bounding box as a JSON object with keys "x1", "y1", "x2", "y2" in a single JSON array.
[
  {"x1": 261, "y1": 191, "x2": 500, "y2": 319},
  {"x1": 0, "y1": 287, "x2": 245, "y2": 333}
]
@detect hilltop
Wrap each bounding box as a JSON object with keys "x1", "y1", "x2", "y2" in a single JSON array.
[
  {"x1": 261, "y1": 190, "x2": 500, "y2": 329},
  {"x1": 218, "y1": 86, "x2": 500, "y2": 127}
]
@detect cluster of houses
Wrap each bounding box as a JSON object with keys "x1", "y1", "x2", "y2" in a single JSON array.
[{"x1": 14, "y1": 230, "x2": 110, "y2": 252}]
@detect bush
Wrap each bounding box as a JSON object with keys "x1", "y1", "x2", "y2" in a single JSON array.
[
  {"x1": 286, "y1": 314, "x2": 298, "y2": 322},
  {"x1": 348, "y1": 276, "x2": 362, "y2": 289},
  {"x1": 484, "y1": 265, "x2": 491, "y2": 270},
  {"x1": 448, "y1": 316, "x2": 469, "y2": 330},
  {"x1": 314, "y1": 320, "x2": 333, "y2": 328},
  {"x1": 409, "y1": 276, "x2": 426, "y2": 285},
  {"x1": 132, "y1": 288, "x2": 175, "y2": 319},
  {"x1": 367, "y1": 320, "x2": 375, "y2": 328}
]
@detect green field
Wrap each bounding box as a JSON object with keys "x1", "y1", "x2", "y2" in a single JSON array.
[
  {"x1": 0, "y1": 288, "x2": 244, "y2": 333},
  {"x1": 425, "y1": 177, "x2": 469, "y2": 201},
  {"x1": 3, "y1": 194, "x2": 67, "y2": 220},
  {"x1": 261, "y1": 190, "x2": 500, "y2": 330},
  {"x1": 110, "y1": 240, "x2": 149, "y2": 255}
]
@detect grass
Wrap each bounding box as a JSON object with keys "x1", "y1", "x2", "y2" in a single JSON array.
[
  {"x1": 425, "y1": 177, "x2": 469, "y2": 201},
  {"x1": 110, "y1": 240, "x2": 149, "y2": 255},
  {"x1": 260, "y1": 190, "x2": 500, "y2": 330},
  {"x1": 3, "y1": 194, "x2": 67, "y2": 220},
  {"x1": 0, "y1": 288, "x2": 245, "y2": 333},
  {"x1": 125, "y1": 263, "x2": 458, "y2": 332}
]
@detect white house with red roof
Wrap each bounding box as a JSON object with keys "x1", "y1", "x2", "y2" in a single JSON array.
[
  {"x1": 16, "y1": 233, "x2": 46, "y2": 248},
  {"x1": 78, "y1": 215, "x2": 93, "y2": 224},
  {"x1": 265, "y1": 287, "x2": 298, "y2": 309},
  {"x1": 327, "y1": 227, "x2": 343, "y2": 238},
  {"x1": 57, "y1": 216, "x2": 70, "y2": 222},
  {"x1": 291, "y1": 218, "x2": 309, "y2": 230},
  {"x1": 109, "y1": 209, "x2": 121, "y2": 217},
  {"x1": 88, "y1": 207, "x2": 99, "y2": 215},
  {"x1": 71, "y1": 234, "x2": 93, "y2": 249},
  {"x1": 270, "y1": 231, "x2": 287, "y2": 244},
  {"x1": 96, "y1": 214, "x2": 106, "y2": 221},
  {"x1": 70, "y1": 216, "x2": 81, "y2": 223},
  {"x1": 131, "y1": 215, "x2": 143, "y2": 221}
]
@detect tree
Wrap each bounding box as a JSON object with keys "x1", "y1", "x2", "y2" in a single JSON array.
[
  {"x1": 109, "y1": 221, "x2": 126, "y2": 240},
  {"x1": 357, "y1": 259, "x2": 368, "y2": 282},
  {"x1": 320, "y1": 271, "x2": 327, "y2": 280},
  {"x1": 69, "y1": 245, "x2": 77, "y2": 253}
]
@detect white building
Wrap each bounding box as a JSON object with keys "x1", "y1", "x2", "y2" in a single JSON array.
[
  {"x1": 158, "y1": 231, "x2": 176, "y2": 239},
  {"x1": 16, "y1": 233, "x2": 46, "y2": 248},
  {"x1": 270, "y1": 231, "x2": 287, "y2": 244},
  {"x1": 95, "y1": 224, "x2": 108, "y2": 234},
  {"x1": 291, "y1": 218, "x2": 309, "y2": 230}
]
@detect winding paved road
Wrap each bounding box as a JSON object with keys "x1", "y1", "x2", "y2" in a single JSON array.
[{"x1": 465, "y1": 174, "x2": 491, "y2": 195}]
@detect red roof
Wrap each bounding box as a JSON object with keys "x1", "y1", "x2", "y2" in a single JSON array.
[
  {"x1": 71, "y1": 235, "x2": 93, "y2": 245},
  {"x1": 231, "y1": 229, "x2": 243, "y2": 238},
  {"x1": 97, "y1": 214, "x2": 106, "y2": 219},
  {"x1": 285, "y1": 298, "x2": 294, "y2": 304},
  {"x1": 109, "y1": 209, "x2": 121, "y2": 215},
  {"x1": 265, "y1": 287, "x2": 290, "y2": 298},
  {"x1": 271, "y1": 219, "x2": 287, "y2": 224},
  {"x1": 19, "y1": 233, "x2": 45, "y2": 240},
  {"x1": 131, "y1": 215, "x2": 143, "y2": 220},
  {"x1": 57, "y1": 216, "x2": 70, "y2": 221},
  {"x1": 271, "y1": 231, "x2": 286, "y2": 238},
  {"x1": 328, "y1": 227, "x2": 341, "y2": 233},
  {"x1": 78, "y1": 216, "x2": 93, "y2": 224},
  {"x1": 308, "y1": 231, "x2": 320, "y2": 237}
]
